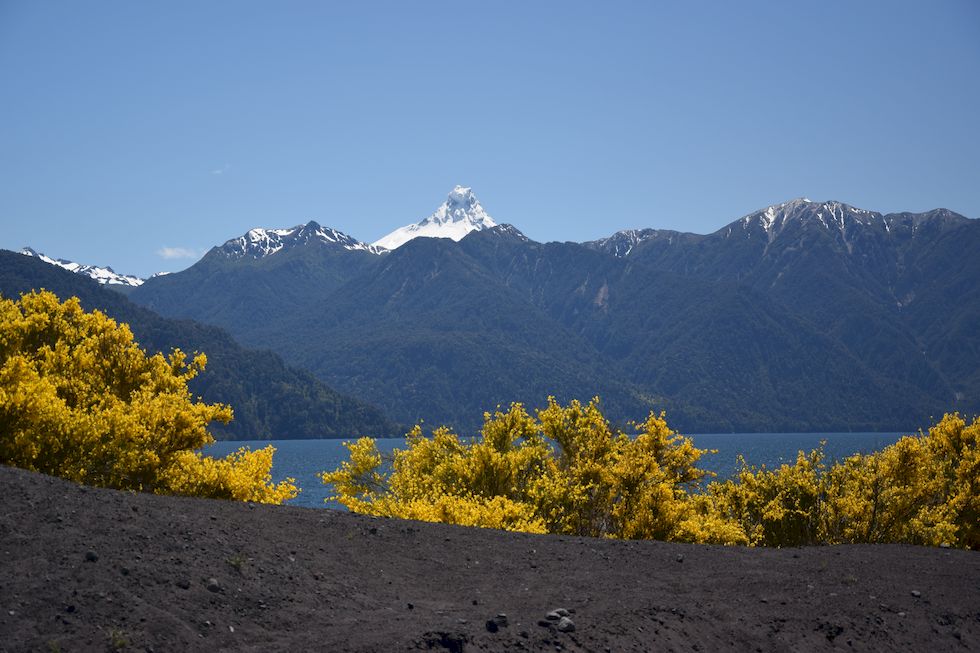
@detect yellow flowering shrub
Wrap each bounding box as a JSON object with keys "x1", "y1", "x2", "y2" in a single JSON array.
[
  {"x1": 0, "y1": 291, "x2": 295, "y2": 503},
  {"x1": 322, "y1": 398, "x2": 744, "y2": 541},
  {"x1": 821, "y1": 413, "x2": 977, "y2": 546},
  {"x1": 707, "y1": 413, "x2": 978, "y2": 548},
  {"x1": 324, "y1": 397, "x2": 977, "y2": 548},
  {"x1": 321, "y1": 406, "x2": 550, "y2": 532},
  {"x1": 162, "y1": 446, "x2": 297, "y2": 504},
  {"x1": 708, "y1": 449, "x2": 827, "y2": 546}
]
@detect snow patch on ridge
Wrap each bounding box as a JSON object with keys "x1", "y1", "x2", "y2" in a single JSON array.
[
  {"x1": 218, "y1": 221, "x2": 385, "y2": 259},
  {"x1": 20, "y1": 248, "x2": 145, "y2": 287},
  {"x1": 738, "y1": 198, "x2": 889, "y2": 238},
  {"x1": 585, "y1": 228, "x2": 679, "y2": 258}
]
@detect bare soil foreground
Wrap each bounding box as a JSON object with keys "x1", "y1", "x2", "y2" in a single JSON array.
[{"x1": 2, "y1": 466, "x2": 978, "y2": 652}]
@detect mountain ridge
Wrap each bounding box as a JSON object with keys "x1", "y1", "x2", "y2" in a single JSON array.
[
  {"x1": 20, "y1": 247, "x2": 146, "y2": 287},
  {"x1": 128, "y1": 196, "x2": 979, "y2": 432},
  {"x1": 24, "y1": 191, "x2": 973, "y2": 285},
  {"x1": 23, "y1": 193, "x2": 979, "y2": 433},
  {"x1": 216, "y1": 220, "x2": 386, "y2": 259},
  {"x1": 585, "y1": 199, "x2": 972, "y2": 258}
]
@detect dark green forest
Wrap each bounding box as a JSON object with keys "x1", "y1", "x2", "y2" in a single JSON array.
[{"x1": 0, "y1": 251, "x2": 400, "y2": 439}]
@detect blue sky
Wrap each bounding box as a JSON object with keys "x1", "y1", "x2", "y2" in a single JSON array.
[{"x1": 1, "y1": 1, "x2": 978, "y2": 277}]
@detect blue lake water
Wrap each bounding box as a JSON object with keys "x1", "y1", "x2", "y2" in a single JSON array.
[{"x1": 205, "y1": 432, "x2": 905, "y2": 509}]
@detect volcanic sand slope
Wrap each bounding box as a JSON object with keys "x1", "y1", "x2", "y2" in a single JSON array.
[{"x1": 2, "y1": 466, "x2": 977, "y2": 652}]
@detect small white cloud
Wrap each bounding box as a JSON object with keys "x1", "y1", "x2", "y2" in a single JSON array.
[
  {"x1": 157, "y1": 246, "x2": 202, "y2": 260},
  {"x1": 210, "y1": 163, "x2": 231, "y2": 175}
]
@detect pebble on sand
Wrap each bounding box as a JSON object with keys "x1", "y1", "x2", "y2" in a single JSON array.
[{"x1": 486, "y1": 613, "x2": 509, "y2": 632}]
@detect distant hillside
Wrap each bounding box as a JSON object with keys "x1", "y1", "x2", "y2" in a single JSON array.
[
  {"x1": 586, "y1": 200, "x2": 980, "y2": 417},
  {"x1": 262, "y1": 235, "x2": 669, "y2": 429},
  {"x1": 129, "y1": 198, "x2": 979, "y2": 433},
  {"x1": 0, "y1": 250, "x2": 400, "y2": 439}
]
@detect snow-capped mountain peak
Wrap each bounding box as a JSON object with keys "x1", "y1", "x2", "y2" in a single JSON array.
[
  {"x1": 372, "y1": 185, "x2": 498, "y2": 250},
  {"x1": 20, "y1": 247, "x2": 145, "y2": 287},
  {"x1": 216, "y1": 221, "x2": 385, "y2": 259},
  {"x1": 737, "y1": 198, "x2": 887, "y2": 238},
  {"x1": 586, "y1": 228, "x2": 661, "y2": 257},
  {"x1": 583, "y1": 228, "x2": 692, "y2": 258},
  {"x1": 724, "y1": 198, "x2": 968, "y2": 253}
]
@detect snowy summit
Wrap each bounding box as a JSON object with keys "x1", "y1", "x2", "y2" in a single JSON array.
[
  {"x1": 216, "y1": 221, "x2": 384, "y2": 259},
  {"x1": 372, "y1": 185, "x2": 497, "y2": 250}
]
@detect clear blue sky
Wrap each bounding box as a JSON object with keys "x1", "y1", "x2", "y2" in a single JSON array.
[{"x1": 2, "y1": 1, "x2": 978, "y2": 277}]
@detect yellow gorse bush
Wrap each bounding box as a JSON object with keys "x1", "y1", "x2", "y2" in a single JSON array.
[
  {"x1": 6, "y1": 291, "x2": 974, "y2": 543},
  {"x1": 164, "y1": 446, "x2": 297, "y2": 504},
  {"x1": 322, "y1": 398, "x2": 747, "y2": 543},
  {"x1": 708, "y1": 413, "x2": 979, "y2": 548},
  {"x1": 0, "y1": 291, "x2": 296, "y2": 503},
  {"x1": 324, "y1": 400, "x2": 979, "y2": 548}
]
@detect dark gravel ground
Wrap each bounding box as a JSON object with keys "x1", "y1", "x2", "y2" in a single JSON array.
[{"x1": 1, "y1": 465, "x2": 978, "y2": 652}]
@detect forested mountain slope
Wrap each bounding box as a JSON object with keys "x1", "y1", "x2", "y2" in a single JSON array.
[
  {"x1": 0, "y1": 251, "x2": 399, "y2": 439},
  {"x1": 129, "y1": 199, "x2": 978, "y2": 432}
]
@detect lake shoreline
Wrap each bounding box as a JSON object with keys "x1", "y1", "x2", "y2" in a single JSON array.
[
  {"x1": 206, "y1": 432, "x2": 906, "y2": 509},
  {"x1": 2, "y1": 464, "x2": 976, "y2": 652}
]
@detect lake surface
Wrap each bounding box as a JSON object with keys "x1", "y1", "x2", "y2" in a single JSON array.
[{"x1": 205, "y1": 432, "x2": 905, "y2": 509}]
